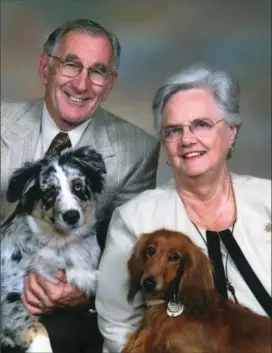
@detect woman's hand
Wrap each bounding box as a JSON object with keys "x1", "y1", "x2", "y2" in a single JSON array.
[{"x1": 21, "y1": 271, "x2": 89, "y2": 315}]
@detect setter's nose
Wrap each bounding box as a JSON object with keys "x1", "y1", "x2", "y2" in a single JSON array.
[{"x1": 142, "y1": 276, "x2": 157, "y2": 292}]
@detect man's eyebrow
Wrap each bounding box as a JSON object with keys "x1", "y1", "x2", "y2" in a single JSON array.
[
  {"x1": 192, "y1": 117, "x2": 211, "y2": 121},
  {"x1": 62, "y1": 55, "x2": 110, "y2": 72},
  {"x1": 91, "y1": 62, "x2": 110, "y2": 73},
  {"x1": 63, "y1": 54, "x2": 80, "y2": 62}
]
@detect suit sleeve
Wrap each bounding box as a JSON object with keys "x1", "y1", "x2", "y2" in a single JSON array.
[
  {"x1": 97, "y1": 137, "x2": 160, "y2": 250},
  {"x1": 115, "y1": 137, "x2": 160, "y2": 205},
  {"x1": 95, "y1": 208, "x2": 144, "y2": 352}
]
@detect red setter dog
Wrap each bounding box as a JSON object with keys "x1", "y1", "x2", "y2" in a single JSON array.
[{"x1": 122, "y1": 229, "x2": 271, "y2": 353}]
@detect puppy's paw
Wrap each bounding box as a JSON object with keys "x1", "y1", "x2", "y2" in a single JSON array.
[
  {"x1": 66, "y1": 269, "x2": 99, "y2": 296},
  {"x1": 27, "y1": 335, "x2": 52, "y2": 353}
]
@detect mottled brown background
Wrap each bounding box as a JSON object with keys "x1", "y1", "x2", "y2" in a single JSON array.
[{"x1": 1, "y1": 0, "x2": 271, "y2": 184}]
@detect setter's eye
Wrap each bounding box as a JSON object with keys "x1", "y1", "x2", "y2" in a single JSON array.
[
  {"x1": 168, "y1": 252, "x2": 181, "y2": 263},
  {"x1": 145, "y1": 246, "x2": 156, "y2": 257}
]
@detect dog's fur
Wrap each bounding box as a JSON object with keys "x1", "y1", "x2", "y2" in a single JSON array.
[
  {"x1": 0, "y1": 146, "x2": 106, "y2": 352},
  {"x1": 123, "y1": 229, "x2": 271, "y2": 353}
]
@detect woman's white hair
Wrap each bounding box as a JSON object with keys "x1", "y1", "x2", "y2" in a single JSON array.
[{"x1": 152, "y1": 64, "x2": 242, "y2": 135}]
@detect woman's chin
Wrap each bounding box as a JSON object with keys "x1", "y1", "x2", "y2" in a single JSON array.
[{"x1": 179, "y1": 165, "x2": 210, "y2": 179}]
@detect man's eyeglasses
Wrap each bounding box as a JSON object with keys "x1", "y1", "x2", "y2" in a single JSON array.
[
  {"x1": 162, "y1": 119, "x2": 224, "y2": 142},
  {"x1": 47, "y1": 54, "x2": 112, "y2": 86}
]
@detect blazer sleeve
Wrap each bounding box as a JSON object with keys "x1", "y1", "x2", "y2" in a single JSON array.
[{"x1": 96, "y1": 208, "x2": 144, "y2": 352}]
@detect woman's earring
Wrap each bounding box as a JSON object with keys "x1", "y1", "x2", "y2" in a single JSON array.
[
  {"x1": 166, "y1": 160, "x2": 171, "y2": 166},
  {"x1": 227, "y1": 145, "x2": 234, "y2": 160}
]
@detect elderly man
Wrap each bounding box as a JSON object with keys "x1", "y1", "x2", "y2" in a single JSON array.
[{"x1": 1, "y1": 19, "x2": 160, "y2": 353}]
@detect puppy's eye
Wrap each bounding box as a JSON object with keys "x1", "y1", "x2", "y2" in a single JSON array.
[
  {"x1": 73, "y1": 181, "x2": 83, "y2": 192},
  {"x1": 43, "y1": 187, "x2": 57, "y2": 202},
  {"x1": 145, "y1": 246, "x2": 156, "y2": 257},
  {"x1": 168, "y1": 252, "x2": 181, "y2": 263}
]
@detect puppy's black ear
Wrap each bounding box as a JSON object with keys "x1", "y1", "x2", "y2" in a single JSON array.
[
  {"x1": 68, "y1": 146, "x2": 106, "y2": 194},
  {"x1": 7, "y1": 161, "x2": 42, "y2": 203}
]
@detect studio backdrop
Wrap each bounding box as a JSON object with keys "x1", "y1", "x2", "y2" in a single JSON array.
[{"x1": 1, "y1": 0, "x2": 271, "y2": 184}]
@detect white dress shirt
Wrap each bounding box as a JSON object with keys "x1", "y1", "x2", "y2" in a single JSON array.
[{"x1": 34, "y1": 104, "x2": 90, "y2": 160}]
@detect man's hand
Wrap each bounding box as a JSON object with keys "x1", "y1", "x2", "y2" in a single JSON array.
[{"x1": 21, "y1": 271, "x2": 89, "y2": 315}]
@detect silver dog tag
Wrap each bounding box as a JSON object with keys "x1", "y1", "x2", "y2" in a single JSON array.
[{"x1": 167, "y1": 299, "x2": 184, "y2": 317}]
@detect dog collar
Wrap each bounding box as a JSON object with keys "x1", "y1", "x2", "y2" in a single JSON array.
[
  {"x1": 145, "y1": 299, "x2": 165, "y2": 307},
  {"x1": 145, "y1": 298, "x2": 184, "y2": 318}
]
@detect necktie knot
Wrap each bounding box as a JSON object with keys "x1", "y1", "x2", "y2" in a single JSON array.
[{"x1": 45, "y1": 132, "x2": 72, "y2": 157}]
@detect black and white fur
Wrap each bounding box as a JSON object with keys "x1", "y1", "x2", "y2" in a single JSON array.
[{"x1": 0, "y1": 146, "x2": 106, "y2": 352}]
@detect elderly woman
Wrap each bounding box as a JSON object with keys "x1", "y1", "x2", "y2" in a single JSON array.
[{"x1": 96, "y1": 65, "x2": 271, "y2": 352}]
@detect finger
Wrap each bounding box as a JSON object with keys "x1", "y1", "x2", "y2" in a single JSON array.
[
  {"x1": 36, "y1": 274, "x2": 67, "y2": 305},
  {"x1": 60, "y1": 284, "x2": 89, "y2": 307},
  {"x1": 21, "y1": 294, "x2": 43, "y2": 315},
  {"x1": 24, "y1": 273, "x2": 54, "y2": 310}
]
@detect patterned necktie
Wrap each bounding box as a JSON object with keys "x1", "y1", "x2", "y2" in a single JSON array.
[{"x1": 45, "y1": 132, "x2": 72, "y2": 157}]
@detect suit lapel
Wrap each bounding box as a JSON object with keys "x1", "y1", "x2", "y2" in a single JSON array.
[
  {"x1": 77, "y1": 107, "x2": 115, "y2": 160},
  {"x1": 1, "y1": 99, "x2": 43, "y2": 222},
  {"x1": 2, "y1": 99, "x2": 43, "y2": 164},
  {"x1": 77, "y1": 107, "x2": 117, "y2": 209},
  {"x1": 1, "y1": 99, "x2": 42, "y2": 190}
]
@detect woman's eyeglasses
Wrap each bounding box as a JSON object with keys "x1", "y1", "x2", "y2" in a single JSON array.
[{"x1": 162, "y1": 119, "x2": 224, "y2": 142}]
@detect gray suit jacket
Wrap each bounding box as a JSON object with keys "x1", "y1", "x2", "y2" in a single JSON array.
[{"x1": 1, "y1": 99, "x2": 160, "y2": 249}]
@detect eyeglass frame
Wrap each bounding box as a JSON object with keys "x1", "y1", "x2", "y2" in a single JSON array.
[
  {"x1": 47, "y1": 53, "x2": 114, "y2": 86},
  {"x1": 161, "y1": 118, "x2": 225, "y2": 142}
]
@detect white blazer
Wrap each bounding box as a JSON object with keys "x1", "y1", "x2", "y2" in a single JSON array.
[{"x1": 96, "y1": 173, "x2": 271, "y2": 352}]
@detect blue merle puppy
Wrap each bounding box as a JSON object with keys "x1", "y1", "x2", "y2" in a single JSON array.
[{"x1": 1, "y1": 146, "x2": 106, "y2": 353}]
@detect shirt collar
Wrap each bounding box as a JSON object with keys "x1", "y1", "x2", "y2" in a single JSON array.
[{"x1": 41, "y1": 103, "x2": 91, "y2": 154}]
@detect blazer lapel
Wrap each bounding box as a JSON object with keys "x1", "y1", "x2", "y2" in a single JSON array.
[{"x1": 232, "y1": 174, "x2": 270, "y2": 251}]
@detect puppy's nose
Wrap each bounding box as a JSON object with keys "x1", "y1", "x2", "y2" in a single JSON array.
[
  {"x1": 62, "y1": 210, "x2": 80, "y2": 225},
  {"x1": 142, "y1": 276, "x2": 157, "y2": 292}
]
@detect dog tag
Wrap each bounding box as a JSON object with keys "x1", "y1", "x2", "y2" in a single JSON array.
[{"x1": 167, "y1": 299, "x2": 184, "y2": 317}]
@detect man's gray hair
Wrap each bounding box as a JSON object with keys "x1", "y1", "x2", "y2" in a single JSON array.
[
  {"x1": 152, "y1": 64, "x2": 242, "y2": 134},
  {"x1": 43, "y1": 19, "x2": 121, "y2": 70}
]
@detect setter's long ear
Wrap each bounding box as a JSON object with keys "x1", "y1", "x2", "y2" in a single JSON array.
[
  {"x1": 180, "y1": 243, "x2": 214, "y2": 315},
  {"x1": 127, "y1": 233, "x2": 151, "y2": 302}
]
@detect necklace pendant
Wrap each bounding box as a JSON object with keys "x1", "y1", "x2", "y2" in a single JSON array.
[{"x1": 167, "y1": 299, "x2": 184, "y2": 317}]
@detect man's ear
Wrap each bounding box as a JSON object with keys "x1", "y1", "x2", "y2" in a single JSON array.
[
  {"x1": 39, "y1": 52, "x2": 50, "y2": 85},
  {"x1": 101, "y1": 71, "x2": 118, "y2": 101}
]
